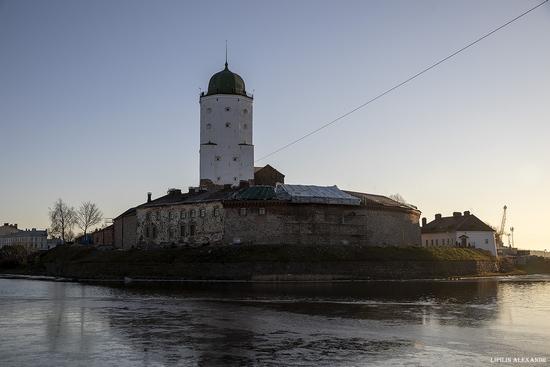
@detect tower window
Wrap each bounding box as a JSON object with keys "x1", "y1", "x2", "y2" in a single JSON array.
[
  {"x1": 206, "y1": 107, "x2": 212, "y2": 113},
  {"x1": 206, "y1": 123, "x2": 212, "y2": 129},
  {"x1": 234, "y1": 177, "x2": 238, "y2": 181},
  {"x1": 225, "y1": 122, "x2": 231, "y2": 128},
  {"x1": 217, "y1": 177, "x2": 221, "y2": 181},
  {"x1": 225, "y1": 107, "x2": 231, "y2": 112},
  {"x1": 233, "y1": 156, "x2": 239, "y2": 162},
  {"x1": 243, "y1": 123, "x2": 248, "y2": 130},
  {"x1": 243, "y1": 109, "x2": 248, "y2": 114},
  {"x1": 215, "y1": 156, "x2": 221, "y2": 161}
]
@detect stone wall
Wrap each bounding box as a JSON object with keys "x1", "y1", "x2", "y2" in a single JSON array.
[
  {"x1": 136, "y1": 202, "x2": 224, "y2": 246},
  {"x1": 223, "y1": 203, "x2": 421, "y2": 246}
]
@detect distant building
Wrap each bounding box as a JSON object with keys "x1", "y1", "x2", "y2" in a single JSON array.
[
  {"x1": 113, "y1": 207, "x2": 137, "y2": 249},
  {"x1": 92, "y1": 225, "x2": 114, "y2": 246},
  {"x1": 0, "y1": 223, "x2": 50, "y2": 251},
  {"x1": 421, "y1": 211, "x2": 497, "y2": 255},
  {"x1": 254, "y1": 165, "x2": 285, "y2": 186}
]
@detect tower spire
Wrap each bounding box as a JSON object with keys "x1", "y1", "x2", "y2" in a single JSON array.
[{"x1": 225, "y1": 40, "x2": 228, "y2": 69}]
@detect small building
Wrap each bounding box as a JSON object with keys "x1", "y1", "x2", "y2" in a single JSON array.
[
  {"x1": 0, "y1": 224, "x2": 49, "y2": 251},
  {"x1": 113, "y1": 207, "x2": 137, "y2": 249},
  {"x1": 421, "y1": 211, "x2": 497, "y2": 256},
  {"x1": 92, "y1": 225, "x2": 114, "y2": 246},
  {"x1": 254, "y1": 165, "x2": 285, "y2": 186}
]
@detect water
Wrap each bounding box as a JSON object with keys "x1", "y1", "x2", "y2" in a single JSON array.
[{"x1": 0, "y1": 276, "x2": 549, "y2": 366}]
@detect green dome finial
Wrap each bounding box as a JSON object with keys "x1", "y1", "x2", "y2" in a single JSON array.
[{"x1": 205, "y1": 55, "x2": 247, "y2": 96}]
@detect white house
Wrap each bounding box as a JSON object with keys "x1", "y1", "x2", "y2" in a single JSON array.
[{"x1": 421, "y1": 211, "x2": 497, "y2": 256}]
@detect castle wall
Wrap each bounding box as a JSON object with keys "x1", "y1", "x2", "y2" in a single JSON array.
[
  {"x1": 222, "y1": 203, "x2": 421, "y2": 246},
  {"x1": 136, "y1": 202, "x2": 224, "y2": 246}
]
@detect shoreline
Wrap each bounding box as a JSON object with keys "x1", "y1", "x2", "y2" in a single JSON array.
[{"x1": 0, "y1": 271, "x2": 533, "y2": 285}]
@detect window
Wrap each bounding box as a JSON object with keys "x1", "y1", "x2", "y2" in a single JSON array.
[
  {"x1": 485, "y1": 239, "x2": 489, "y2": 244},
  {"x1": 152, "y1": 226, "x2": 157, "y2": 238},
  {"x1": 436, "y1": 239, "x2": 439, "y2": 245},
  {"x1": 234, "y1": 177, "x2": 238, "y2": 181},
  {"x1": 225, "y1": 122, "x2": 231, "y2": 128},
  {"x1": 259, "y1": 208, "x2": 266, "y2": 215},
  {"x1": 425, "y1": 240, "x2": 428, "y2": 246},
  {"x1": 206, "y1": 107, "x2": 212, "y2": 113},
  {"x1": 189, "y1": 224, "x2": 196, "y2": 236},
  {"x1": 215, "y1": 156, "x2": 221, "y2": 161},
  {"x1": 225, "y1": 107, "x2": 231, "y2": 112},
  {"x1": 168, "y1": 211, "x2": 172, "y2": 220},
  {"x1": 243, "y1": 108, "x2": 248, "y2": 114},
  {"x1": 239, "y1": 208, "x2": 247, "y2": 216},
  {"x1": 242, "y1": 123, "x2": 248, "y2": 130},
  {"x1": 200, "y1": 209, "x2": 206, "y2": 217},
  {"x1": 233, "y1": 156, "x2": 239, "y2": 162},
  {"x1": 180, "y1": 225, "x2": 186, "y2": 237},
  {"x1": 180, "y1": 210, "x2": 186, "y2": 219},
  {"x1": 206, "y1": 123, "x2": 212, "y2": 129},
  {"x1": 190, "y1": 209, "x2": 196, "y2": 218},
  {"x1": 431, "y1": 239, "x2": 434, "y2": 246},
  {"x1": 214, "y1": 207, "x2": 219, "y2": 217},
  {"x1": 217, "y1": 177, "x2": 221, "y2": 181}
]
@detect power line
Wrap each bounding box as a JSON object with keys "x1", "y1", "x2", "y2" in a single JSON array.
[{"x1": 255, "y1": 0, "x2": 548, "y2": 163}]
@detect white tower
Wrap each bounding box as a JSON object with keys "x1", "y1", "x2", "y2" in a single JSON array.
[{"x1": 199, "y1": 61, "x2": 253, "y2": 187}]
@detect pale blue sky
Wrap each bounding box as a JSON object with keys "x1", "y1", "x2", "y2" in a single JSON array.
[{"x1": 0, "y1": 0, "x2": 549, "y2": 249}]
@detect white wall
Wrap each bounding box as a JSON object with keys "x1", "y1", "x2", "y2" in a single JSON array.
[
  {"x1": 199, "y1": 94, "x2": 254, "y2": 186},
  {"x1": 455, "y1": 231, "x2": 497, "y2": 256},
  {"x1": 421, "y1": 230, "x2": 497, "y2": 256}
]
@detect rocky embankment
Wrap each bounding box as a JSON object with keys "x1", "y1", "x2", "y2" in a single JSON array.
[{"x1": 1, "y1": 244, "x2": 501, "y2": 281}]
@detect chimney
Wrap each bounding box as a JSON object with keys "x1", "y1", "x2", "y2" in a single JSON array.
[
  {"x1": 453, "y1": 212, "x2": 462, "y2": 217},
  {"x1": 13, "y1": 224, "x2": 17, "y2": 229},
  {"x1": 3, "y1": 223, "x2": 8, "y2": 226},
  {"x1": 464, "y1": 211, "x2": 470, "y2": 216},
  {"x1": 435, "y1": 214, "x2": 442, "y2": 220},
  {"x1": 147, "y1": 192, "x2": 152, "y2": 203},
  {"x1": 167, "y1": 188, "x2": 182, "y2": 195},
  {"x1": 422, "y1": 217, "x2": 427, "y2": 227}
]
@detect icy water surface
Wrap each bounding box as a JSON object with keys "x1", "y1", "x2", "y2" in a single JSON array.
[{"x1": 0, "y1": 276, "x2": 549, "y2": 366}]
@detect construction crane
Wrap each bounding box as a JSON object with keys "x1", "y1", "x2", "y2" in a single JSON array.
[{"x1": 496, "y1": 205, "x2": 507, "y2": 247}]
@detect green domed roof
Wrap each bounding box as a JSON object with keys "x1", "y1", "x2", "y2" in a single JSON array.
[{"x1": 206, "y1": 63, "x2": 247, "y2": 96}]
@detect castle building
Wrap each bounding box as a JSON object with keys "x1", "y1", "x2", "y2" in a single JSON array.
[
  {"x1": 113, "y1": 60, "x2": 422, "y2": 249},
  {"x1": 199, "y1": 61, "x2": 254, "y2": 187}
]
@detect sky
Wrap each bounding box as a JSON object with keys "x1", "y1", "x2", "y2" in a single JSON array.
[{"x1": 0, "y1": 0, "x2": 549, "y2": 250}]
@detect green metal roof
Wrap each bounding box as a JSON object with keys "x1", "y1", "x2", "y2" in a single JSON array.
[
  {"x1": 206, "y1": 63, "x2": 247, "y2": 96},
  {"x1": 233, "y1": 186, "x2": 277, "y2": 201}
]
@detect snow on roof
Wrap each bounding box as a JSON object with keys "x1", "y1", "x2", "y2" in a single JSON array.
[{"x1": 275, "y1": 184, "x2": 360, "y2": 206}]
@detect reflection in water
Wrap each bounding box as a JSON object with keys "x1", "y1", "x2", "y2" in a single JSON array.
[{"x1": 0, "y1": 276, "x2": 549, "y2": 366}]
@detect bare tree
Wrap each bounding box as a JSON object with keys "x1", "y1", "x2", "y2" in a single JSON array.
[
  {"x1": 76, "y1": 201, "x2": 103, "y2": 238},
  {"x1": 389, "y1": 193, "x2": 407, "y2": 204},
  {"x1": 49, "y1": 199, "x2": 77, "y2": 244}
]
